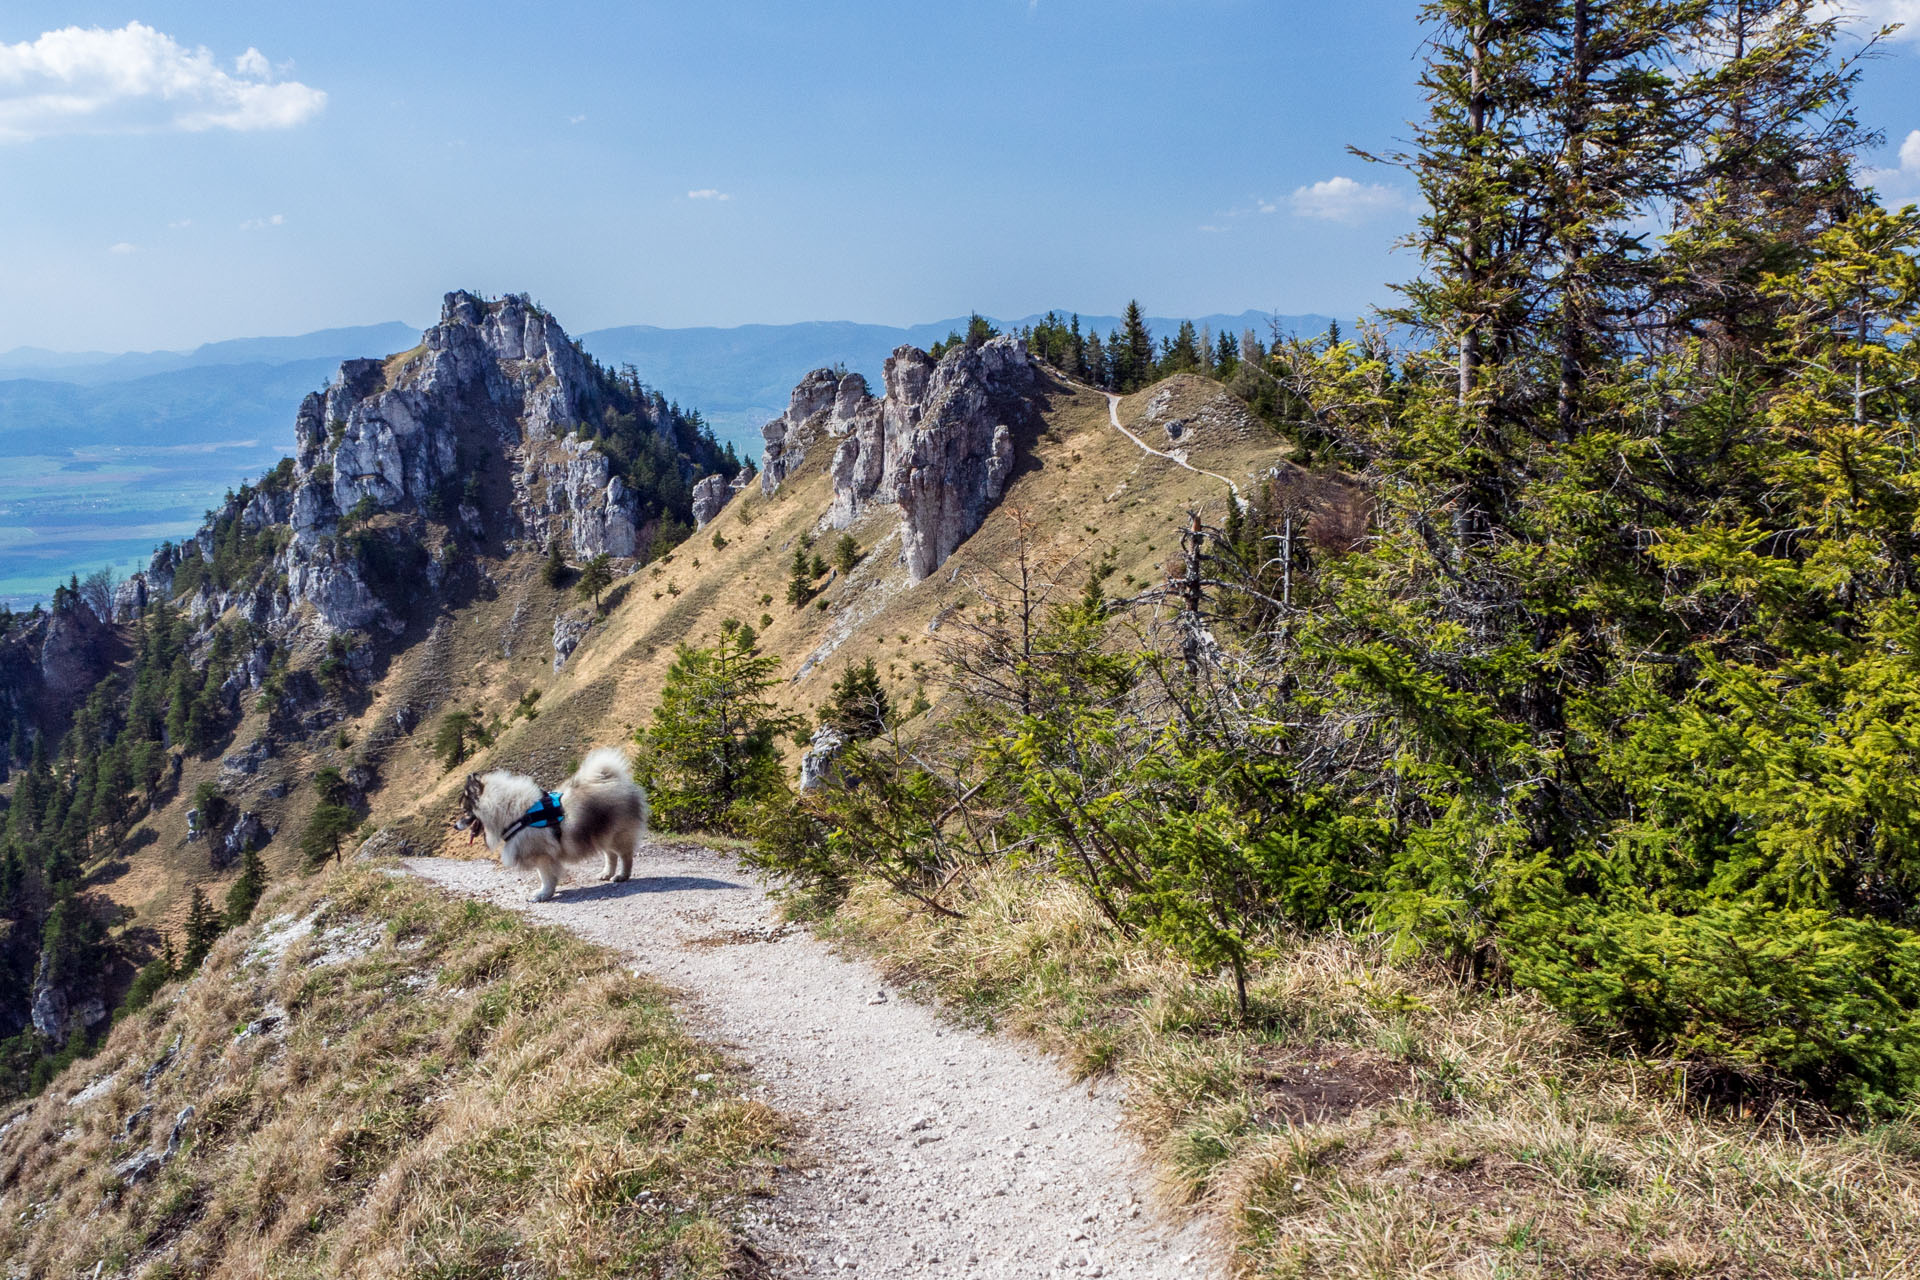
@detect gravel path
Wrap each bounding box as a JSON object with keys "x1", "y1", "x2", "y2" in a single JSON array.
[
  {"x1": 401, "y1": 845, "x2": 1222, "y2": 1279},
  {"x1": 1101, "y1": 391, "x2": 1244, "y2": 505}
]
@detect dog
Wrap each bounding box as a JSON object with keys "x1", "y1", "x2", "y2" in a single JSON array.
[{"x1": 455, "y1": 747, "x2": 650, "y2": 902}]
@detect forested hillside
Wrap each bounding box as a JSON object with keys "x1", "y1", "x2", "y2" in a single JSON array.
[{"x1": 740, "y1": 0, "x2": 1920, "y2": 1114}]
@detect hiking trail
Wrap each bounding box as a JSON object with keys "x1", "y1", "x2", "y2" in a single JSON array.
[{"x1": 402, "y1": 844, "x2": 1222, "y2": 1279}]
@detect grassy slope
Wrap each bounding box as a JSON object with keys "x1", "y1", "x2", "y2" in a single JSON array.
[{"x1": 1, "y1": 863, "x2": 786, "y2": 1278}]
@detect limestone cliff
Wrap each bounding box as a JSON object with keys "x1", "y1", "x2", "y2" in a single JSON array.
[
  {"x1": 759, "y1": 336, "x2": 1041, "y2": 580},
  {"x1": 115, "y1": 291, "x2": 732, "y2": 640}
]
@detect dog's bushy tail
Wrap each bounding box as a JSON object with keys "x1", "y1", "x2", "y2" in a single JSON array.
[{"x1": 573, "y1": 746, "x2": 633, "y2": 788}]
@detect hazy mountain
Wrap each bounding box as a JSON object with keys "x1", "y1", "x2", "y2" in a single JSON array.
[{"x1": 0, "y1": 323, "x2": 422, "y2": 386}]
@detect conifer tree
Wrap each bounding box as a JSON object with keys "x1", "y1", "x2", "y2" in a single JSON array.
[
  {"x1": 577, "y1": 553, "x2": 614, "y2": 609},
  {"x1": 181, "y1": 887, "x2": 221, "y2": 971},
  {"x1": 224, "y1": 846, "x2": 267, "y2": 927},
  {"x1": 822, "y1": 658, "x2": 890, "y2": 741},
  {"x1": 1120, "y1": 302, "x2": 1154, "y2": 391},
  {"x1": 640, "y1": 620, "x2": 801, "y2": 833}
]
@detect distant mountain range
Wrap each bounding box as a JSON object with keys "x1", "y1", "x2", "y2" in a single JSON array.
[
  {"x1": 0, "y1": 310, "x2": 1332, "y2": 453},
  {"x1": 0, "y1": 308, "x2": 1333, "y2": 605}
]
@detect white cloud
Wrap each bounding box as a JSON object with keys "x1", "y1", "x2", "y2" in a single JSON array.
[
  {"x1": 107, "y1": 241, "x2": 135, "y2": 254},
  {"x1": 1289, "y1": 176, "x2": 1406, "y2": 223},
  {"x1": 167, "y1": 218, "x2": 191, "y2": 229},
  {"x1": 1866, "y1": 128, "x2": 1920, "y2": 197},
  {"x1": 568, "y1": 113, "x2": 586, "y2": 125},
  {"x1": 0, "y1": 22, "x2": 326, "y2": 143},
  {"x1": 1819, "y1": 1, "x2": 1920, "y2": 40},
  {"x1": 686, "y1": 188, "x2": 731, "y2": 201},
  {"x1": 239, "y1": 213, "x2": 284, "y2": 230}
]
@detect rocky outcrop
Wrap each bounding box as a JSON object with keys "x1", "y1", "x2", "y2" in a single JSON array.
[
  {"x1": 798, "y1": 724, "x2": 848, "y2": 792},
  {"x1": 692, "y1": 473, "x2": 730, "y2": 528},
  {"x1": 760, "y1": 336, "x2": 1040, "y2": 581},
  {"x1": 116, "y1": 291, "x2": 670, "y2": 640},
  {"x1": 214, "y1": 811, "x2": 273, "y2": 871},
  {"x1": 759, "y1": 369, "x2": 867, "y2": 495},
  {"x1": 29, "y1": 949, "x2": 105, "y2": 1047},
  {"x1": 553, "y1": 611, "x2": 592, "y2": 671}
]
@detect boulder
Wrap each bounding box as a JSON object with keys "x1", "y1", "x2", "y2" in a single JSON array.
[
  {"x1": 553, "y1": 613, "x2": 592, "y2": 671},
  {"x1": 691, "y1": 473, "x2": 731, "y2": 528},
  {"x1": 799, "y1": 724, "x2": 849, "y2": 792}
]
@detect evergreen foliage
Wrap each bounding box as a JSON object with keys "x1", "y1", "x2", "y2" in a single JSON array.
[
  {"x1": 577, "y1": 553, "x2": 614, "y2": 609},
  {"x1": 756, "y1": 3, "x2": 1920, "y2": 1109},
  {"x1": 638, "y1": 620, "x2": 801, "y2": 834},
  {"x1": 821, "y1": 658, "x2": 890, "y2": 741},
  {"x1": 181, "y1": 888, "x2": 221, "y2": 972}
]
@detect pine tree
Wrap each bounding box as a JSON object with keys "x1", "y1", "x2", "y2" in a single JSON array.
[
  {"x1": 577, "y1": 553, "x2": 614, "y2": 609},
  {"x1": 639, "y1": 620, "x2": 802, "y2": 833},
  {"x1": 300, "y1": 804, "x2": 360, "y2": 867},
  {"x1": 181, "y1": 887, "x2": 222, "y2": 971}
]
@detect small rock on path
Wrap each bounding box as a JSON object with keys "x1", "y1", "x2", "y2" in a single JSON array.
[{"x1": 402, "y1": 844, "x2": 1221, "y2": 1279}]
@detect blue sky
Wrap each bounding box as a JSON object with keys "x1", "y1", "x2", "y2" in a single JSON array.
[{"x1": 2, "y1": 1, "x2": 1917, "y2": 354}]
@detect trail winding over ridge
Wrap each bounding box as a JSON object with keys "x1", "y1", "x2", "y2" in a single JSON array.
[
  {"x1": 403, "y1": 845, "x2": 1220, "y2": 1279},
  {"x1": 1101, "y1": 392, "x2": 1243, "y2": 505}
]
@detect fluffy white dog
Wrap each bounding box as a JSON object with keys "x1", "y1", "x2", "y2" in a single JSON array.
[{"x1": 456, "y1": 747, "x2": 650, "y2": 901}]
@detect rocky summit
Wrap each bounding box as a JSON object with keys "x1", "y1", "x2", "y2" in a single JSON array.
[
  {"x1": 760, "y1": 334, "x2": 1041, "y2": 581},
  {"x1": 111, "y1": 291, "x2": 735, "y2": 643}
]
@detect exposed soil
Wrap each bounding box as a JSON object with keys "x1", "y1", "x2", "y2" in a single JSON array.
[
  {"x1": 402, "y1": 844, "x2": 1222, "y2": 1279},
  {"x1": 1249, "y1": 1044, "x2": 1413, "y2": 1127}
]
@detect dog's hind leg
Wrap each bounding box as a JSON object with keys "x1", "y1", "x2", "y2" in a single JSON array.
[
  {"x1": 531, "y1": 864, "x2": 559, "y2": 903},
  {"x1": 615, "y1": 847, "x2": 632, "y2": 882},
  {"x1": 601, "y1": 849, "x2": 619, "y2": 882}
]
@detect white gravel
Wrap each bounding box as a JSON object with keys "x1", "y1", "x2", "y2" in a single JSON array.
[{"x1": 401, "y1": 844, "x2": 1222, "y2": 1279}]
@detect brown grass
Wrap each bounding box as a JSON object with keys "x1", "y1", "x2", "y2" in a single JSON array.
[
  {"x1": 811, "y1": 865, "x2": 1920, "y2": 1279},
  {"x1": 0, "y1": 863, "x2": 787, "y2": 1279}
]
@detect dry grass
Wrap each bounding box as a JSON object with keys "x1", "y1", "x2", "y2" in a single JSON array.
[
  {"x1": 0, "y1": 863, "x2": 787, "y2": 1279},
  {"x1": 812, "y1": 866, "x2": 1920, "y2": 1279}
]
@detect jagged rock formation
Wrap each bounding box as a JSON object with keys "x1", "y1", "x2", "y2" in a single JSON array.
[
  {"x1": 759, "y1": 336, "x2": 1040, "y2": 581},
  {"x1": 114, "y1": 291, "x2": 731, "y2": 640},
  {"x1": 29, "y1": 950, "x2": 105, "y2": 1046},
  {"x1": 798, "y1": 724, "x2": 848, "y2": 792},
  {"x1": 692, "y1": 474, "x2": 730, "y2": 528}
]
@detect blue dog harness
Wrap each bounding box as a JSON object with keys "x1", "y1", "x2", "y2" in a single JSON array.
[{"x1": 501, "y1": 791, "x2": 564, "y2": 842}]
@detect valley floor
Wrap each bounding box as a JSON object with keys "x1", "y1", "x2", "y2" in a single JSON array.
[{"x1": 402, "y1": 844, "x2": 1221, "y2": 1280}]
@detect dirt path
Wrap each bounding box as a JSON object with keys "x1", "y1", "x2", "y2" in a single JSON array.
[
  {"x1": 1102, "y1": 392, "x2": 1243, "y2": 505},
  {"x1": 402, "y1": 846, "x2": 1221, "y2": 1279}
]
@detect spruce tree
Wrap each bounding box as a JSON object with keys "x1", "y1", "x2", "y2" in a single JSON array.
[
  {"x1": 224, "y1": 846, "x2": 267, "y2": 927},
  {"x1": 822, "y1": 658, "x2": 891, "y2": 741},
  {"x1": 640, "y1": 620, "x2": 802, "y2": 833},
  {"x1": 181, "y1": 887, "x2": 221, "y2": 971},
  {"x1": 1120, "y1": 303, "x2": 1154, "y2": 392}
]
